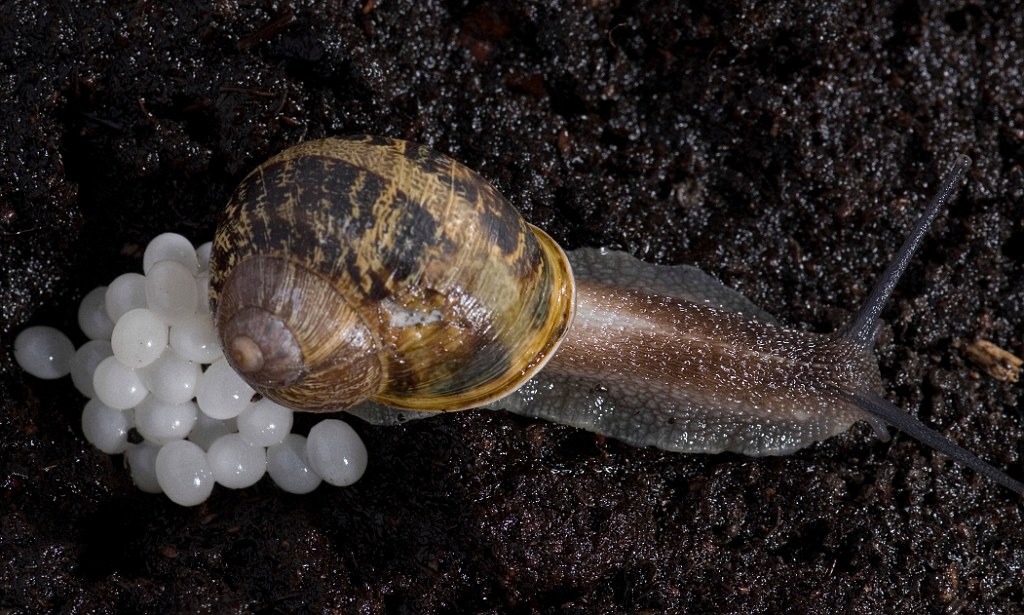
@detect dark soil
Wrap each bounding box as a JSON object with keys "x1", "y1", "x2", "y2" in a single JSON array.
[{"x1": 3, "y1": 1, "x2": 1023, "y2": 613}]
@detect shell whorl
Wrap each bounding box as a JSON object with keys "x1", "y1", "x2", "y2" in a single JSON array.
[
  {"x1": 210, "y1": 135, "x2": 575, "y2": 412},
  {"x1": 214, "y1": 256, "x2": 383, "y2": 411}
]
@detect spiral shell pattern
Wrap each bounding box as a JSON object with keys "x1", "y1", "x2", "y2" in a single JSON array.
[{"x1": 210, "y1": 135, "x2": 575, "y2": 412}]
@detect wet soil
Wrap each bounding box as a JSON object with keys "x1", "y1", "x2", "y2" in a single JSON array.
[{"x1": 2, "y1": 1, "x2": 1023, "y2": 612}]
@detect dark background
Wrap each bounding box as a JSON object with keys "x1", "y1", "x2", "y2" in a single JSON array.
[{"x1": 3, "y1": 1, "x2": 1023, "y2": 612}]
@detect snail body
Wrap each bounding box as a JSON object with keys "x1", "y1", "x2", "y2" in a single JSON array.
[
  {"x1": 490, "y1": 258, "x2": 882, "y2": 456},
  {"x1": 210, "y1": 135, "x2": 1024, "y2": 495}
]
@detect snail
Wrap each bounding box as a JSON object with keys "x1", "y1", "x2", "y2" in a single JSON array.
[{"x1": 209, "y1": 135, "x2": 1024, "y2": 496}]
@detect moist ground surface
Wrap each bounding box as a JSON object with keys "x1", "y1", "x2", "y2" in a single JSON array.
[{"x1": 3, "y1": 2, "x2": 1023, "y2": 612}]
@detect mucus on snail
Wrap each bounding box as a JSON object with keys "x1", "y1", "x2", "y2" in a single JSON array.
[{"x1": 209, "y1": 135, "x2": 1024, "y2": 496}]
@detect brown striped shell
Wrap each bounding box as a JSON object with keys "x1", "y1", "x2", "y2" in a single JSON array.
[{"x1": 209, "y1": 136, "x2": 575, "y2": 412}]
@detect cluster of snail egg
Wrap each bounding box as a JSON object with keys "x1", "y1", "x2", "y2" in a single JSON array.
[{"x1": 13, "y1": 233, "x2": 367, "y2": 506}]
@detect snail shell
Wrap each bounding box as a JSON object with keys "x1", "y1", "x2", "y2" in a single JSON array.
[{"x1": 209, "y1": 136, "x2": 574, "y2": 412}]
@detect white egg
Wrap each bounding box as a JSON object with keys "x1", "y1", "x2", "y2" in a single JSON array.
[
  {"x1": 111, "y1": 308, "x2": 167, "y2": 368},
  {"x1": 305, "y1": 419, "x2": 368, "y2": 487},
  {"x1": 92, "y1": 356, "x2": 148, "y2": 410},
  {"x1": 196, "y1": 358, "x2": 255, "y2": 420},
  {"x1": 14, "y1": 326, "x2": 75, "y2": 379},
  {"x1": 17, "y1": 230, "x2": 375, "y2": 503},
  {"x1": 188, "y1": 411, "x2": 238, "y2": 451},
  {"x1": 125, "y1": 442, "x2": 163, "y2": 494},
  {"x1": 267, "y1": 434, "x2": 321, "y2": 494},
  {"x1": 134, "y1": 397, "x2": 198, "y2": 445},
  {"x1": 105, "y1": 273, "x2": 147, "y2": 322},
  {"x1": 195, "y1": 241, "x2": 213, "y2": 273},
  {"x1": 81, "y1": 398, "x2": 133, "y2": 454},
  {"x1": 194, "y1": 273, "x2": 211, "y2": 314},
  {"x1": 141, "y1": 350, "x2": 200, "y2": 405},
  {"x1": 145, "y1": 260, "x2": 199, "y2": 325},
  {"x1": 169, "y1": 313, "x2": 221, "y2": 363},
  {"x1": 77, "y1": 286, "x2": 115, "y2": 340},
  {"x1": 155, "y1": 440, "x2": 214, "y2": 506},
  {"x1": 237, "y1": 398, "x2": 293, "y2": 447},
  {"x1": 207, "y1": 434, "x2": 267, "y2": 489},
  {"x1": 70, "y1": 339, "x2": 113, "y2": 398},
  {"x1": 143, "y1": 232, "x2": 198, "y2": 275}
]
